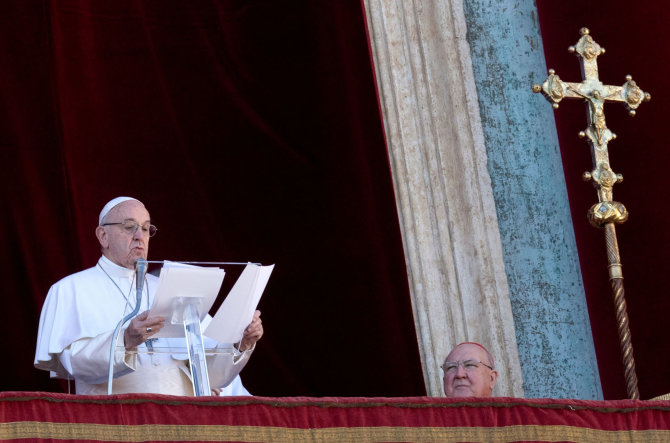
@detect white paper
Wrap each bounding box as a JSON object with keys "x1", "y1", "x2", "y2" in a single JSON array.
[
  {"x1": 149, "y1": 263, "x2": 225, "y2": 338},
  {"x1": 204, "y1": 263, "x2": 274, "y2": 344}
]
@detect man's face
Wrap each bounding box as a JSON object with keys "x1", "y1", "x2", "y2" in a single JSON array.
[
  {"x1": 442, "y1": 344, "x2": 498, "y2": 398},
  {"x1": 96, "y1": 200, "x2": 151, "y2": 269}
]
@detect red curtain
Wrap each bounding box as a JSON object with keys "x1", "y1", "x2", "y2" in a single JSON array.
[
  {"x1": 0, "y1": 1, "x2": 425, "y2": 396},
  {"x1": 536, "y1": 0, "x2": 670, "y2": 399}
]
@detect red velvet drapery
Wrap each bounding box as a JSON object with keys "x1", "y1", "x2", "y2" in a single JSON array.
[
  {"x1": 2, "y1": 392, "x2": 670, "y2": 441},
  {"x1": 0, "y1": 1, "x2": 425, "y2": 396}
]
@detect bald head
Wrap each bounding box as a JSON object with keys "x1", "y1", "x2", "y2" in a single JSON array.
[{"x1": 442, "y1": 343, "x2": 498, "y2": 398}]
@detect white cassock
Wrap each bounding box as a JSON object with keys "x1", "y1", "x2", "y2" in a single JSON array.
[{"x1": 34, "y1": 255, "x2": 253, "y2": 396}]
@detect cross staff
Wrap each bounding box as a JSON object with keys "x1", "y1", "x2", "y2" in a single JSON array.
[{"x1": 532, "y1": 28, "x2": 650, "y2": 400}]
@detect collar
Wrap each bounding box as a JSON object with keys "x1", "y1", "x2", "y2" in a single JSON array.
[{"x1": 98, "y1": 255, "x2": 135, "y2": 280}]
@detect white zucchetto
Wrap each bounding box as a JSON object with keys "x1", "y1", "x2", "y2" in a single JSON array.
[{"x1": 98, "y1": 196, "x2": 143, "y2": 225}]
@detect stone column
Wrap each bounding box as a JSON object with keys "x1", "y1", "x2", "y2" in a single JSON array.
[
  {"x1": 363, "y1": 0, "x2": 524, "y2": 397},
  {"x1": 462, "y1": 0, "x2": 602, "y2": 399}
]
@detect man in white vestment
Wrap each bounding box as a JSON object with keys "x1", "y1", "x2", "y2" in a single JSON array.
[{"x1": 34, "y1": 196, "x2": 262, "y2": 396}]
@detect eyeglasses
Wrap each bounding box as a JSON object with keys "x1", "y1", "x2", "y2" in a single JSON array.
[
  {"x1": 441, "y1": 359, "x2": 493, "y2": 374},
  {"x1": 102, "y1": 219, "x2": 157, "y2": 237}
]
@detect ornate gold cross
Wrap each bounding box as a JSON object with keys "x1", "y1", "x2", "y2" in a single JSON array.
[{"x1": 533, "y1": 28, "x2": 650, "y2": 399}]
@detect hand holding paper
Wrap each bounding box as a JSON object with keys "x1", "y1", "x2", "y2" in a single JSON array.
[
  {"x1": 148, "y1": 262, "x2": 273, "y2": 345},
  {"x1": 204, "y1": 264, "x2": 274, "y2": 345},
  {"x1": 240, "y1": 310, "x2": 263, "y2": 351}
]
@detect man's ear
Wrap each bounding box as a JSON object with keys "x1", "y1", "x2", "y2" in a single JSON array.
[
  {"x1": 95, "y1": 226, "x2": 109, "y2": 249},
  {"x1": 489, "y1": 369, "x2": 499, "y2": 391}
]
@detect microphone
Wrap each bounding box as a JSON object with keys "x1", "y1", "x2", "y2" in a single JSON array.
[{"x1": 135, "y1": 258, "x2": 148, "y2": 297}]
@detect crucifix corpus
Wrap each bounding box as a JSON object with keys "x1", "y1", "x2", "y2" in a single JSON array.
[{"x1": 532, "y1": 27, "x2": 650, "y2": 400}]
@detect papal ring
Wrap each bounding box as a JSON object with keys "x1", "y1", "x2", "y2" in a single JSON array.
[{"x1": 146, "y1": 327, "x2": 152, "y2": 333}]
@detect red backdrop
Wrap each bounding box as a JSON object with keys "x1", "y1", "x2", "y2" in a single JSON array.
[
  {"x1": 0, "y1": 0, "x2": 425, "y2": 397},
  {"x1": 536, "y1": 0, "x2": 670, "y2": 399},
  {"x1": 6, "y1": 0, "x2": 664, "y2": 401}
]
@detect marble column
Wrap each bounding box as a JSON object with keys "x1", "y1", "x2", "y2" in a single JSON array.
[{"x1": 363, "y1": 0, "x2": 524, "y2": 397}]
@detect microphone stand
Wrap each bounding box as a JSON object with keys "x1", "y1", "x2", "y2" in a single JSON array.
[{"x1": 107, "y1": 258, "x2": 148, "y2": 395}]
